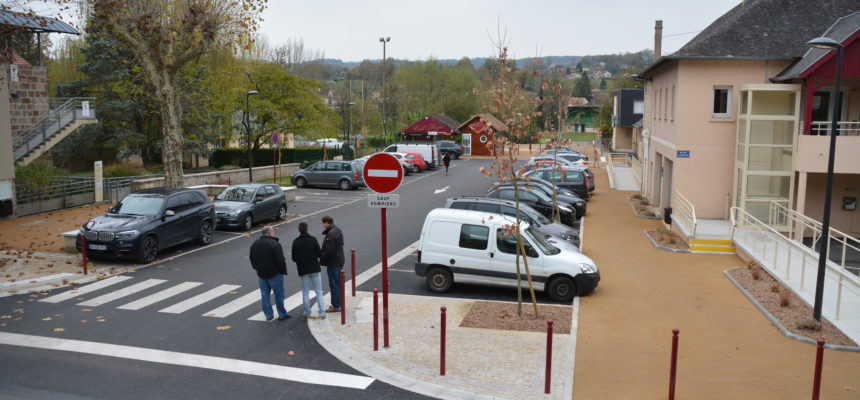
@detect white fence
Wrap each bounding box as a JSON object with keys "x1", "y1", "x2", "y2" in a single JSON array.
[
  {"x1": 809, "y1": 121, "x2": 860, "y2": 136},
  {"x1": 672, "y1": 191, "x2": 697, "y2": 239}
]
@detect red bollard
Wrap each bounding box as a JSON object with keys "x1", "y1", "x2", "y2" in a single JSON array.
[
  {"x1": 440, "y1": 306, "x2": 447, "y2": 376},
  {"x1": 79, "y1": 233, "x2": 88, "y2": 275},
  {"x1": 812, "y1": 338, "x2": 825, "y2": 400},
  {"x1": 340, "y1": 269, "x2": 346, "y2": 325},
  {"x1": 373, "y1": 289, "x2": 379, "y2": 351},
  {"x1": 545, "y1": 320, "x2": 554, "y2": 394},
  {"x1": 669, "y1": 328, "x2": 680, "y2": 400},
  {"x1": 351, "y1": 249, "x2": 356, "y2": 297}
]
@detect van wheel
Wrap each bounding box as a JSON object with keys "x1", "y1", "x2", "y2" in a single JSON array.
[
  {"x1": 339, "y1": 179, "x2": 352, "y2": 191},
  {"x1": 547, "y1": 276, "x2": 576, "y2": 302},
  {"x1": 295, "y1": 177, "x2": 307, "y2": 188},
  {"x1": 426, "y1": 267, "x2": 453, "y2": 293}
]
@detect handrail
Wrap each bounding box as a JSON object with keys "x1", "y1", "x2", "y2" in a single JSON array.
[
  {"x1": 672, "y1": 190, "x2": 697, "y2": 239},
  {"x1": 809, "y1": 121, "x2": 860, "y2": 136},
  {"x1": 12, "y1": 97, "x2": 97, "y2": 161},
  {"x1": 768, "y1": 201, "x2": 860, "y2": 275}
]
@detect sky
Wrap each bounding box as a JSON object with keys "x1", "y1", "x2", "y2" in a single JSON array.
[{"x1": 258, "y1": 0, "x2": 744, "y2": 61}]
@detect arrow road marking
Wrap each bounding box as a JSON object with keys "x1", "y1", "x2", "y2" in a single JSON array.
[{"x1": 434, "y1": 186, "x2": 450, "y2": 195}]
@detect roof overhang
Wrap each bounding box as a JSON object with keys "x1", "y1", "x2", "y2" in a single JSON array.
[{"x1": 0, "y1": 10, "x2": 80, "y2": 35}]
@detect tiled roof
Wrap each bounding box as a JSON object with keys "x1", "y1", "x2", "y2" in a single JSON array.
[
  {"x1": 773, "y1": 11, "x2": 860, "y2": 81},
  {"x1": 458, "y1": 113, "x2": 509, "y2": 133}
]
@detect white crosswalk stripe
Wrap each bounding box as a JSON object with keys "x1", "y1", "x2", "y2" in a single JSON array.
[
  {"x1": 203, "y1": 291, "x2": 261, "y2": 318},
  {"x1": 159, "y1": 284, "x2": 241, "y2": 314},
  {"x1": 117, "y1": 282, "x2": 203, "y2": 310},
  {"x1": 39, "y1": 276, "x2": 133, "y2": 304},
  {"x1": 77, "y1": 279, "x2": 167, "y2": 307}
]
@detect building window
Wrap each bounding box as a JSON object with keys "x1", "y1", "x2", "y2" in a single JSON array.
[
  {"x1": 633, "y1": 100, "x2": 644, "y2": 114},
  {"x1": 713, "y1": 86, "x2": 732, "y2": 118},
  {"x1": 671, "y1": 86, "x2": 675, "y2": 121},
  {"x1": 657, "y1": 90, "x2": 662, "y2": 120},
  {"x1": 663, "y1": 88, "x2": 668, "y2": 120}
]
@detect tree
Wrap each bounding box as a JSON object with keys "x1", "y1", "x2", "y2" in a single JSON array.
[
  {"x1": 599, "y1": 79, "x2": 607, "y2": 90},
  {"x1": 575, "y1": 61, "x2": 583, "y2": 72},
  {"x1": 93, "y1": 0, "x2": 267, "y2": 187},
  {"x1": 574, "y1": 74, "x2": 592, "y2": 101}
]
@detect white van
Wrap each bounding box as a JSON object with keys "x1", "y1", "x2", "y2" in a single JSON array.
[
  {"x1": 383, "y1": 143, "x2": 439, "y2": 168},
  {"x1": 414, "y1": 208, "x2": 600, "y2": 301}
]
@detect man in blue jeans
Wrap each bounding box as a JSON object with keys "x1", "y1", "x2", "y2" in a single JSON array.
[
  {"x1": 250, "y1": 226, "x2": 290, "y2": 321},
  {"x1": 320, "y1": 215, "x2": 345, "y2": 312},
  {"x1": 292, "y1": 222, "x2": 325, "y2": 319}
]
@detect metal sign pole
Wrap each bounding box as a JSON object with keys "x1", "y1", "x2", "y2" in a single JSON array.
[{"x1": 381, "y1": 206, "x2": 390, "y2": 347}]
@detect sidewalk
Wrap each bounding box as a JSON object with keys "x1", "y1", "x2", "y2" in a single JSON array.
[{"x1": 573, "y1": 168, "x2": 860, "y2": 399}]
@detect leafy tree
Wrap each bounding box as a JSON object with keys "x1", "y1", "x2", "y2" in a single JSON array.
[
  {"x1": 574, "y1": 74, "x2": 592, "y2": 101},
  {"x1": 599, "y1": 79, "x2": 607, "y2": 90},
  {"x1": 575, "y1": 61, "x2": 583, "y2": 72}
]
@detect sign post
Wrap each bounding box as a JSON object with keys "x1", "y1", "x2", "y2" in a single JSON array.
[{"x1": 362, "y1": 153, "x2": 403, "y2": 348}]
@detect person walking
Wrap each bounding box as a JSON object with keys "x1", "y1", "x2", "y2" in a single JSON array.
[
  {"x1": 320, "y1": 215, "x2": 344, "y2": 313},
  {"x1": 250, "y1": 226, "x2": 290, "y2": 321},
  {"x1": 442, "y1": 152, "x2": 452, "y2": 176},
  {"x1": 292, "y1": 221, "x2": 325, "y2": 319}
]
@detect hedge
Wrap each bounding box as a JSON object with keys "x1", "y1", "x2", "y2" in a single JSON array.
[{"x1": 211, "y1": 147, "x2": 343, "y2": 168}]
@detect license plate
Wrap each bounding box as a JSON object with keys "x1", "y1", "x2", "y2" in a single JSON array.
[{"x1": 88, "y1": 244, "x2": 107, "y2": 251}]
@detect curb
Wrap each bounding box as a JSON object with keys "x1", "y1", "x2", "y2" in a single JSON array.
[
  {"x1": 642, "y1": 230, "x2": 691, "y2": 253},
  {"x1": 723, "y1": 267, "x2": 860, "y2": 353},
  {"x1": 630, "y1": 203, "x2": 661, "y2": 220}
]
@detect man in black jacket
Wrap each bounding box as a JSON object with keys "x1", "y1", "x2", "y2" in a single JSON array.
[
  {"x1": 292, "y1": 222, "x2": 325, "y2": 319},
  {"x1": 250, "y1": 226, "x2": 290, "y2": 321},
  {"x1": 320, "y1": 215, "x2": 345, "y2": 312}
]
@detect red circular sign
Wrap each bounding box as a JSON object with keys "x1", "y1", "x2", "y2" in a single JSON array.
[{"x1": 363, "y1": 153, "x2": 403, "y2": 194}]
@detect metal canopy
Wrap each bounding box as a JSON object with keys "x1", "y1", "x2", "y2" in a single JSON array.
[{"x1": 0, "y1": 10, "x2": 80, "y2": 35}]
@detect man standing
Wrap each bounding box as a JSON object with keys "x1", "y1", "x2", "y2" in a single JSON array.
[
  {"x1": 292, "y1": 222, "x2": 325, "y2": 319},
  {"x1": 442, "y1": 152, "x2": 452, "y2": 176},
  {"x1": 320, "y1": 215, "x2": 344, "y2": 313},
  {"x1": 250, "y1": 226, "x2": 290, "y2": 321}
]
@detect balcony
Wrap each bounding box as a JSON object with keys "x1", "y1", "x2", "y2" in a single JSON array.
[{"x1": 796, "y1": 122, "x2": 860, "y2": 173}]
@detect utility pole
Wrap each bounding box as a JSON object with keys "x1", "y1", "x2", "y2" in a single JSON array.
[{"x1": 379, "y1": 37, "x2": 390, "y2": 141}]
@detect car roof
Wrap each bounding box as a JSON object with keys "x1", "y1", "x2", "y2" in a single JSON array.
[
  {"x1": 427, "y1": 208, "x2": 523, "y2": 227},
  {"x1": 447, "y1": 196, "x2": 518, "y2": 207},
  {"x1": 132, "y1": 187, "x2": 194, "y2": 196}
]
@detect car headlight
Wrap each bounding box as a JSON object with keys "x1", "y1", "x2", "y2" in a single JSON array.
[
  {"x1": 579, "y1": 263, "x2": 597, "y2": 274},
  {"x1": 576, "y1": 202, "x2": 585, "y2": 207},
  {"x1": 115, "y1": 230, "x2": 140, "y2": 239},
  {"x1": 228, "y1": 209, "x2": 243, "y2": 216}
]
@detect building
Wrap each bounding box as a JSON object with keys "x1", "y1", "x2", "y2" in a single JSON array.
[
  {"x1": 401, "y1": 114, "x2": 460, "y2": 142},
  {"x1": 566, "y1": 97, "x2": 598, "y2": 133},
  {"x1": 610, "y1": 88, "x2": 644, "y2": 151},
  {"x1": 457, "y1": 113, "x2": 508, "y2": 156}
]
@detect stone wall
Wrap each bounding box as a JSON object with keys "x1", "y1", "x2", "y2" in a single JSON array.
[
  {"x1": 132, "y1": 163, "x2": 301, "y2": 191},
  {"x1": 7, "y1": 57, "x2": 49, "y2": 140}
]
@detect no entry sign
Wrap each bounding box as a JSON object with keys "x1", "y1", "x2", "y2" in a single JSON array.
[{"x1": 363, "y1": 153, "x2": 403, "y2": 194}]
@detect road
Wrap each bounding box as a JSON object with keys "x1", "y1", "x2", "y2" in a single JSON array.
[{"x1": 0, "y1": 158, "x2": 526, "y2": 399}]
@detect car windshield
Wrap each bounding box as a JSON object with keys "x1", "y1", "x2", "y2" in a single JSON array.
[
  {"x1": 525, "y1": 227, "x2": 560, "y2": 255},
  {"x1": 216, "y1": 186, "x2": 256, "y2": 202},
  {"x1": 114, "y1": 195, "x2": 165, "y2": 216}
]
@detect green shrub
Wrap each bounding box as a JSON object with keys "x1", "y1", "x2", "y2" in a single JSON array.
[
  {"x1": 210, "y1": 147, "x2": 343, "y2": 169},
  {"x1": 14, "y1": 163, "x2": 69, "y2": 192},
  {"x1": 103, "y1": 163, "x2": 147, "y2": 177}
]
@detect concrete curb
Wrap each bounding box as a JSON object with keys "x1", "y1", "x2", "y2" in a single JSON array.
[
  {"x1": 642, "y1": 231, "x2": 691, "y2": 253},
  {"x1": 629, "y1": 203, "x2": 661, "y2": 220},
  {"x1": 723, "y1": 267, "x2": 860, "y2": 353}
]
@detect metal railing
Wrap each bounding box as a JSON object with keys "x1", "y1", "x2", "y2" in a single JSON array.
[
  {"x1": 14, "y1": 173, "x2": 163, "y2": 216},
  {"x1": 808, "y1": 121, "x2": 860, "y2": 136},
  {"x1": 12, "y1": 97, "x2": 97, "y2": 162},
  {"x1": 730, "y1": 206, "x2": 860, "y2": 332},
  {"x1": 608, "y1": 152, "x2": 630, "y2": 166},
  {"x1": 672, "y1": 191, "x2": 697, "y2": 239}
]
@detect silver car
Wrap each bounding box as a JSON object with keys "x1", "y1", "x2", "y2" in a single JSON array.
[
  {"x1": 292, "y1": 160, "x2": 365, "y2": 190},
  {"x1": 213, "y1": 183, "x2": 288, "y2": 230}
]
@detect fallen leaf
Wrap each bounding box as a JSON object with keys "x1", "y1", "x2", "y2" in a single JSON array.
[
  {"x1": 81, "y1": 320, "x2": 87, "y2": 323},
  {"x1": 0, "y1": 315, "x2": 10, "y2": 319},
  {"x1": 81, "y1": 309, "x2": 92, "y2": 312},
  {"x1": 216, "y1": 326, "x2": 231, "y2": 331},
  {"x1": 228, "y1": 291, "x2": 238, "y2": 295},
  {"x1": 42, "y1": 317, "x2": 52, "y2": 321},
  {"x1": 205, "y1": 313, "x2": 216, "y2": 317},
  {"x1": 53, "y1": 328, "x2": 64, "y2": 332}
]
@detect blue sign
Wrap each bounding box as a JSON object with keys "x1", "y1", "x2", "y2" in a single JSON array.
[{"x1": 677, "y1": 150, "x2": 690, "y2": 158}]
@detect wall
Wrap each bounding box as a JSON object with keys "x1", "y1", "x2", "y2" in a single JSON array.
[
  {"x1": 133, "y1": 163, "x2": 301, "y2": 191},
  {"x1": 7, "y1": 58, "x2": 48, "y2": 140},
  {"x1": 0, "y1": 62, "x2": 16, "y2": 214},
  {"x1": 795, "y1": 135, "x2": 860, "y2": 173},
  {"x1": 802, "y1": 172, "x2": 860, "y2": 234},
  {"x1": 613, "y1": 126, "x2": 633, "y2": 150}
]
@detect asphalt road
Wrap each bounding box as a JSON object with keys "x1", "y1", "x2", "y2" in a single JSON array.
[{"x1": 0, "y1": 158, "x2": 505, "y2": 399}]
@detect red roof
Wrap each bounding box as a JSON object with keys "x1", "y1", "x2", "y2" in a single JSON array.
[{"x1": 402, "y1": 114, "x2": 460, "y2": 135}]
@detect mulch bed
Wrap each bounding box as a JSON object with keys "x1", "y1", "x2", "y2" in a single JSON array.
[
  {"x1": 459, "y1": 301, "x2": 572, "y2": 334},
  {"x1": 728, "y1": 266, "x2": 857, "y2": 347},
  {"x1": 646, "y1": 230, "x2": 690, "y2": 252}
]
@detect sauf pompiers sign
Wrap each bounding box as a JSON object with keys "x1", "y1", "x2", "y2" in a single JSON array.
[{"x1": 367, "y1": 194, "x2": 399, "y2": 208}]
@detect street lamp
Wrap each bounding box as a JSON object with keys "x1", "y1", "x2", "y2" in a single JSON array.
[
  {"x1": 807, "y1": 36, "x2": 844, "y2": 322},
  {"x1": 346, "y1": 101, "x2": 355, "y2": 160},
  {"x1": 379, "y1": 37, "x2": 390, "y2": 141},
  {"x1": 244, "y1": 90, "x2": 259, "y2": 182}
]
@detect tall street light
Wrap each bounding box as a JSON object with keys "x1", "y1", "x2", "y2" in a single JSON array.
[
  {"x1": 807, "y1": 37, "x2": 844, "y2": 322},
  {"x1": 244, "y1": 90, "x2": 259, "y2": 182},
  {"x1": 379, "y1": 37, "x2": 390, "y2": 141}
]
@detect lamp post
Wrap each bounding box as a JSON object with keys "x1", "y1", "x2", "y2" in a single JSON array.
[
  {"x1": 379, "y1": 37, "x2": 390, "y2": 141},
  {"x1": 244, "y1": 90, "x2": 259, "y2": 182},
  {"x1": 346, "y1": 101, "x2": 355, "y2": 160},
  {"x1": 807, "y1": 37, "x2": 844, "y2": 322}
]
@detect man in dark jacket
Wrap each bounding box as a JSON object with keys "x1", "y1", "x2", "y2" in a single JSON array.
[
  {"x1": 292, "y1": 222, "x2": 325, "y2": 319},
  {"x1": 320, "y1": 215, "x2": 345, "y2": 312},
  {"x1": 442, "y1": 153, "x2": 452, "y2": 175},
  {"x1": 250, "y1": 226, "x2": 290, "y2": 321}
]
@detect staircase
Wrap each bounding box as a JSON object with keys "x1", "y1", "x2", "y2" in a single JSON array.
[
  {"x1": 12, "y1": 97, "x2": 98, "y2": 166},
  {"x1": 688, "y1": 237, "x2": 736, "y2": 254},
  {"x1": 673, "y1": 191, "x2": 736, "y2": 254}
]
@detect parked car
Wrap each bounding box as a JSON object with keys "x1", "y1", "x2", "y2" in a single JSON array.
[
  {"x1": 565, "y1": 164, "x2": 596, "y2": 192},
  {"x1": 496, "y1": 179, "x2": 586, "y2": 217},
  {"x1": 526, "y1": 155, "x2": 579, "y2": 169},
  {"x1": 388, "y1": 152, "x2": 415, "y2": 175},
  {"x1": 76, "y1": 188, "x2": 215, "y2": 263},
  {"x1": 541, "y1": 146, "x2": 576, "y2": 154},
  {"x1": 486, "y1": 185, "x2": 577, "y2": 226},
  {"x1": 213, "y1": 183, "x2": 287, "y2": 231},
  {"x1": 403, "y1": 151, "x2": 428, "y2": 172},
  {"x1": 414, "y1": 208, "x2": 600, "y2": 301},
  {"x1": 292, "y1": 160, "x2": 366, "y2": 190},
  {"x1": 545, "y1": 151, "x2": 589, "y2": 165},
  {"x1": 437, "y1": 140, "x2": 463, "y2": 159},
  {"x1": 383, "y1": 143, "x2": 439, "y2": 168},
  {"x1": 521, "y1": 168, "x2": 590, "y2": 199},
  {"x1": 446, "y1": 197, "x2": 580, "y2": 247}
]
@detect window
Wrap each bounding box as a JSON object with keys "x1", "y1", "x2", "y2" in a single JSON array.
[
  {"x1": 264, "y1": 186, "x2": 278, "y2": 197},
  {"x1": 501, "y1": 205, "x2": 535, "y2": 225},
  {"x1": 633, "y1": 100, "x2": 644, "y2": 114},
  {"x1": 450, "y1": 202, "x2": 470, "y2": 210},
  {"x1": 496, "y1": 229, "x2": 536, "y2": 256},
  {"x1": 663, "y1": 88, "x2": 668, "y2": 119},
  {"x1": 713, "y1": 86, "x2": 732, "y2": 118},
  {"x1": 458, "y1": 224, "x2": 489, "y2": 250},
  {"x1": 473, "y1": 202, "x2": 501, "y2": 214},
  {"x1": 657, "y1": 89, "x2": 662, "y2": 119},
  {"x1": 165, "y1": 195, "x2": 183, "y2": 212},
  {"x1": 498, "y1": 189, "x2": 515, "y2": 201}
]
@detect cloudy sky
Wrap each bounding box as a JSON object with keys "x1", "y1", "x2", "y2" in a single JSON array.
[{"x1": 259, "y1": 0, "x2": 744, "y2": 61}]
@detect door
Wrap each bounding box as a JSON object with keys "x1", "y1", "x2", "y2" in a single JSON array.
[
  {"x1": 305, "y1": 162, "x2": 324, "y2": 186},
  {"x1": 490, "y1": 228, "x2": 543, "y2": 286},
  {"x1": 160, "y1": 194, "x2": 194, "y2": 246},
  {"x1": 461, "y1": 134, "x2": 472, "y2": 156},
  {"x1": 452, "y1": 223, "x2": 492, "y2": 284},
  {"x1": 321, "y1": 162, "x2": 342, "y2": 186}
]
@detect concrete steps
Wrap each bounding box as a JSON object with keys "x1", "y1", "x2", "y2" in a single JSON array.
[{"x1": 688, "y1": 238, "x2": 736, "y2": 254}]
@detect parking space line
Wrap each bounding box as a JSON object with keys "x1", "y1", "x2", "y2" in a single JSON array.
[
  {"x1": 159, "y1": 284, "x2": 240, "y2": 314},
  {"x1": 117, "y1": 282, "x2": 204, "y2": 310},
  {"x1": 77, "y1": 279, "x2": 167, "y2": 307},
  {"x1": 39, "y1": 276, "x2": 133, "y2": 304}
]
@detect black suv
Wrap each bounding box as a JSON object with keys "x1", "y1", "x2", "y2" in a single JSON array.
[
  {"x1": 77, "y1": 188, "x2": 216, "y2": 263},
  {"x1": 437, "y1": 140, "x2": 463, "y2": 159}
]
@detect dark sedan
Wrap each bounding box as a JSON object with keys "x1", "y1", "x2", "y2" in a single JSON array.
[
  {"x1": 213, "y1": 183, "x2": 288, "y2": 230},
  {"x1": 486, "y1": 185, "x2": 577, "y2": 226},
  {"x1": 499, "y1": 177, "x2": 587, "y2": 217},
  {"x1": 77, "y1": 188, "x2": 215, "y2": 263}
]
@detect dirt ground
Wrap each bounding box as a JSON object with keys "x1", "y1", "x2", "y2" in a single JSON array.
[
  {"x1": 0, "y1": 204, "x2": 109, "y2": 253},
  {"x1": 459, "y1": 301, "x2": 572, "y2": 334}
]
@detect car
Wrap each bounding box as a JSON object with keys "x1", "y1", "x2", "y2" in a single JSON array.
[
  {"x1": 414, "y1": 208, "x2": 600, "y2": 301},
  {"x1": 540, "y1": 146, "x2": 576, "y2": 154},
  {"x1": 292, "y1": 160, "x2": 366, "y2": 190},
  {"x1": 76, "y1": 188, "x2": 216, "y2": 263},
  {"x1": 316, "y1": 138, "x2": 343, "y2": 149},
  {"x1": 565, "y1": 164, "x2": 596, "y2": 192},
  {"x1": 436, "y1": 140, "x2": 463, "y2": 159},
  {"x1": 388, "y1": 152, "x2": 415, "y2": 175},
  {"x1": 486, "y1": 185, "x2": 577, "y2": 226},
  {"x1": 521, "y1": 168, "x2": 590, "y2": 199},
  {"x1": 545, "y1": 151, "x2": 589, "y2": 165},
  {"x1": 496, "y1": 179, "x2": 586, "y2": 217},
  {"x1": 446, "y1": 197, "x2": 580, "y2": 247},
  {"x1": 383, "y1": 143, "x2": 440, "y2": 168},
  {"x1": 213, "y1": 183, "x2": 288, "y2": 231},
  {"x1": 526, "y1": 155, "x2": 579, "y2": 169},
  {"x1": 403, "y1": 151, "x2": 428, "y2": 172}
]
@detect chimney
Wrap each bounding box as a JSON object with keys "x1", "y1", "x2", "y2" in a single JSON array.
[{"x1": 654, "y1": 20, "x2": 663, "y2": 60}]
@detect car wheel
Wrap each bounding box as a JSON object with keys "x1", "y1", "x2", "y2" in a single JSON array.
[
  {"x1": 454, "y1": 153, "x2": 460, "y2": 160},
  {"x1": 242, "y1": 213, "x2": 254, "y2": 231},
  {"x1": 339, "y1": 179, "x2": 352, "y2": 191},
  {"x1": 137, "y1": 236, "x2": 158, "y2": 264},
  {"x1": 426, "y1": 267, "x2": 453, "y2": 293},
  {"x1": 547, "y1": 276, "x2": 576, "y2": 302},
  {"x1": 412, "y1": 165, "x2": 420, "y2": 174},
  {"x1": 197, "y1": 220, "x2": 213, "y2": 245},
  {"x1": 276, "y1": 204, "x2": 287, "y2": 221},
  {"x1": 295, "y1": 177, "x2": 307, "y2": 188}
]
